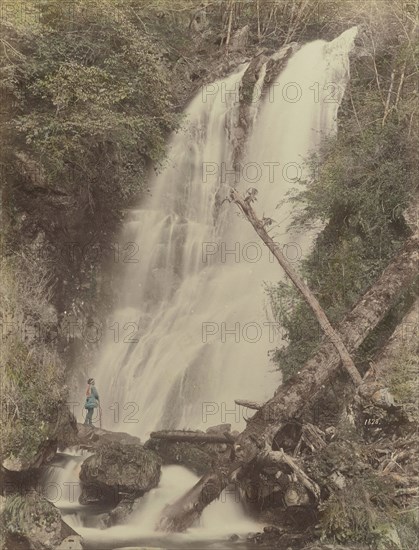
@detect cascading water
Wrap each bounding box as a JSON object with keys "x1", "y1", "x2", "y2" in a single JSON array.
[
  {"x1": 59, "y1": 28, "x2": 358, "y2": 547},
  {"x1": 90, "y1": 27, "x2": 358, "y2": 439},
  {"x1": 41, "y1": 450, "x2": 88, "y2": 530}
]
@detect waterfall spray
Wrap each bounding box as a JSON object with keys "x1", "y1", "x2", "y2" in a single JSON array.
[{"x1": 88, "y1": 28, "x2": 358, "y2": 441}]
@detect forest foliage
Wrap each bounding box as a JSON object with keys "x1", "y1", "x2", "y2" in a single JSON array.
[
  {"x1": 0, "y1": 0, "x2": 186, "y2": 463},
  {"x1": 267, "y1": 0, "x2": 418, "y2": 380}
]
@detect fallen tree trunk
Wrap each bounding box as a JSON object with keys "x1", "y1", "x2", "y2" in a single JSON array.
[
  {"x1": 230, "y1": 188, "x2": 363, "y2": 386},
  {"x1": 256, "y1": 448, "x2": 321, "y2": 500},
  {"x1": 234, "y1": 399, "x2": 263, "y2": 410},
  {"x1": 150, "y1": 430, "x2": 235, "y2": 444},
  {"x1": 158, "y1": 211, "x2": 418, "y2": 531},
  {"x1": 294, "y1": 423, "x2": 327, "y2": 456},
  {"x1": 158, "y1": 470, "x2": 230, "y2": 532}
]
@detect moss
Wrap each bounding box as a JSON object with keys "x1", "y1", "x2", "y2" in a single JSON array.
[
  {"x1": 389, "y1": 345, "x2": 419, "y2": 406},
  {"x1": 319, "y1": 474, "x2": 396, "y2": 545},
  {"x1": 0, "y1": 258, "x2": 66, "y2": 465},
  {"x1": 1, "y1": 492, "x2": 61, "y2": 537},
  {"x1": 394, "y1": 509, "x2": 419, "y2": 550}
]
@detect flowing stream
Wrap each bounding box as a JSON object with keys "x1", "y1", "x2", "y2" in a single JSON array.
[{"x1": 58, "y1": 28, "x2": 358, "y2": 548}]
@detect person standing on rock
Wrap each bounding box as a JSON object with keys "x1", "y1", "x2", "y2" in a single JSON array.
[{"x1": 84, "y1": 378, "x2": 100, "y2": 427}]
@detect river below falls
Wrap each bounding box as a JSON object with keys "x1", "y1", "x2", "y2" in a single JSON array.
[{"x1": 43, "y1": 452, "x2": 265, "y2": 550}]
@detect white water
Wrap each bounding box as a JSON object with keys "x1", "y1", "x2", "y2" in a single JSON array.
[
  {"x1": 44, "y1": 455, "x2": 261, "y2": 547},
  {"x1": 67, "y1": 465, "x2": 261, "y2": 548},
  {"x1": 89, "y1": 28, "x2": 357, "y2": 439},
  {"x1": 63, "y1": 29, "x2": 358, "y2": 547}
]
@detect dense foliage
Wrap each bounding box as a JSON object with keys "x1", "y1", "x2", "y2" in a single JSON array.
[
  {"x1": 0, "y1": 0, "x2": 191, "y2": 466},
  {"x1": 264, "y1": 2, "x2": 418, "y2": 546},
  {"x1": 0, "y1": 253, "x2": 66, "y2": 462},
  {"x1": 1, "y1": 0, "x2": 179, "y2": 252},
  {"x1": 268, "y1": 0, "x2": 418, "y2": 380}
]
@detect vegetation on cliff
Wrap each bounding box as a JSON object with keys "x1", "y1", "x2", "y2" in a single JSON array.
[
  {"x1": 0, "y1": 0, "x2": 186, "y2": 468},
  {"x1": 268, "y1": 0, "x2": 418, "y2": 380},
  {"x1": 263, "y1": 2, "x2": 418, "y2": 546}
]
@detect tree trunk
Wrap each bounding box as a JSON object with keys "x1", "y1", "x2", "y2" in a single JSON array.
[
  {"x1": 256, "y1": 448, "x2": 321, "y2": 500},
  {"x1": 234, "y1": 399, "x2": 263, "y2": 410},
  {"x1": 158, "y1": 223, "x2": 418, "y2": 531},
  {"x1": 225, "y1": 0, "x2": 234, "y2": 52},
  {"x1": 230, "y1": 188, "x2": 363, "y2": 386},
  {"x1": 150, "y1": 430, "x2": 235, "y2": 444}
]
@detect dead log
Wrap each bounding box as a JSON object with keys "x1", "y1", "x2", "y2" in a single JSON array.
[
  {"x1": 230, "y1": 188, "x2": 363, "y2": 386},
  {"x1": 234, "y1": 399, "x2": 263, "y2": 410},
  {"x1": 294, "y1": 423, "x2": 326, "y2": 456},
  {"x1": 158, "y1": 469, "x2": 230, "y2": 532},
  {"x1": 234, "y1": 234, "x2": 418, "y2": 465},
  {"x1": 256, "y1": 448, "x2": 321, "y2": 500},
  {"x1": 158, "y1": 226, "x2": 418, "y2": 531},
  {"x1": 149, "y1": 430, "x2": 235, "y2": 444}
]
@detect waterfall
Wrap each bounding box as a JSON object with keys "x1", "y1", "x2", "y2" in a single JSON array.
[
  {"x1": 88, "y1": 28, "x2": 358, "y2": 440},
  {"x1": 51, "y1": 28, "x2": 359, "y2": 548},
  {"x1": 41, "y1": 450, "x2": 88, "y2": 530}
]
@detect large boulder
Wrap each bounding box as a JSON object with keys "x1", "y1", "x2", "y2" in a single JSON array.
[
  {"x1": 1, "y1": 440, "x2": 57, "y2": 476},
  {"x1": 145, "y1": 440, "x2": 222, "y2": 476},
  {"x1": 0, "y1": 492, "x2": 82, "y2": 550},
  {"x1": 79, "y1": 442, "x2": 161, "y2": 506},
  {"x1": 1, "y1": 408, "x2": 78, "y2": 482}
]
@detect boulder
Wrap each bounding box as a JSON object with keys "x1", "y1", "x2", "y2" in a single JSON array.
[
  {"x1": 145, "y1": 440, "x2": 224, "y2": 476},
  {"x1": 79, "y1": 441, "x2": 161, "y2": 506},
  {"x1": 55, "y1": 536, "x2": 84, "y2": 550},
  {"x1": 0, "y1": 491, "x2": 82, "y2": 550},
  {"x1": 1, "y1": 440, "x2": 57, "y2": 475}
]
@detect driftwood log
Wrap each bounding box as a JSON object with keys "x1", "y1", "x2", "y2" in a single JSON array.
[
  {"x1": 158, "y1": 194, "x2": 419, "y2": 531},
  {"x1": 150, "y1": 430, "x2": 235, "y2": 444},
  {"x1": 234, "y1": 399, "x2": 263, "y2": 410},
  {"x1": 229, "y1": 188, "x2": 363, "y2": 386},
  {"x1": 256, "y1": 448, "x2": 321, "y2": 500}
]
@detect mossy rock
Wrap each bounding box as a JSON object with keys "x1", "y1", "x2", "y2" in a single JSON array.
[
  {"x1": 79, "y1": 442, "x2": 161, "y2": 505},
  {"x1": 0, "y1": 492, "x2": 80, "y2": 550}
]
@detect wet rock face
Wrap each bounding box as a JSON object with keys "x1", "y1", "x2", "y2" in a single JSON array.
[
  {"x1": 79, "y1": 442, "x2": 161, "y2": 506},
  {"x1": 2, "y1": 409, "x2": 78, "y2": 482},
  {"x1": 1, "y1": 440, "x2": 57, "y2": 475}
]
